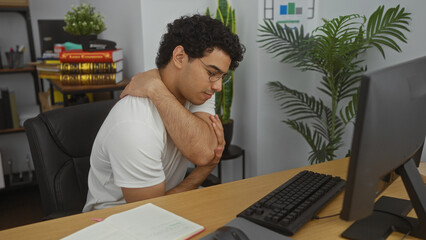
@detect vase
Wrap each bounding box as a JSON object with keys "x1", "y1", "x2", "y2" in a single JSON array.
[
  {"x1": 79, "y1": 34, "x2": 98, "y2": 51},
  {"x1": 223, "y1": 119, "x2": 234, "y2": 152}
]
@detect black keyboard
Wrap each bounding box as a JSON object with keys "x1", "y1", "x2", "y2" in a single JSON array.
[{"x1": 237, "y1": 170, "x2": 345, "y2": 236}]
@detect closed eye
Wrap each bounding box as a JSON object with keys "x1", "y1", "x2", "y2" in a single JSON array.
[{"x1": 206, "y1": 70, "x2": 216, "y2": 77}]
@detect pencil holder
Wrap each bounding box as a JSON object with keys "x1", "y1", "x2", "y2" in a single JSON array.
[{"x1": 5, "y1": 52, "x2": 24, "y2": 69}]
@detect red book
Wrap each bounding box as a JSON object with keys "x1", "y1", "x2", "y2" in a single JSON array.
[{"x1": 59, "y1": 49, "x2": 123, "y2": 63}]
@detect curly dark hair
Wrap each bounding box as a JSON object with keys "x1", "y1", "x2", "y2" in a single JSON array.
[{"x1": 156, "y1": 14, "x2": 245, "y2": 70}]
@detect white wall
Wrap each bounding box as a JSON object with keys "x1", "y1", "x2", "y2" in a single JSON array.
[
  {"x1": 2, "y1": 0, "x2": 425, "y2": 177},
  {"x1": 140, "y1": 0, "x2": 215, "y2": 70},
  {"x1": 83, "y1": 0, "x2": 144, "y2": 78},
  {"x1": 29, "y1": 0, "x2": 80, "y2": 58},
  {"x1": 229, "y1": 0, "x2": 260, "y2": 179}
]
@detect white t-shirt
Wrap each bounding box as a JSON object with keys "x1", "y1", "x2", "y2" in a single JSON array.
[{"x1": 83, "y1": 95, "x2": 214, "y2": 212}]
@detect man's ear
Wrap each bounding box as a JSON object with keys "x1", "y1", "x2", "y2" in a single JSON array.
[{"x1": 172, "y1": 45, "x2": 187, "y2": 69}]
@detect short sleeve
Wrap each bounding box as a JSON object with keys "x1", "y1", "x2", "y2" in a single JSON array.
[
  {"x1": 189, "y1": 94, "x2": 215, "y2": 115},
  {"x1": 103, "y1": 121, "x2": 166, "y2": 188}
]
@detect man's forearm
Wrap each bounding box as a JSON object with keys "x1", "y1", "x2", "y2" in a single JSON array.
[
  {"x1": 149, "y1": 83, "x2": 217, "y2": 165},
  {"x1": 166, "y1": 165, "x2": 215, "y2": 195}
]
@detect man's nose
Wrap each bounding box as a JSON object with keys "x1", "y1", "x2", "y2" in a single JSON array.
[{"x1": 211, "y1": 79, "x2": 222, "y2": 92}]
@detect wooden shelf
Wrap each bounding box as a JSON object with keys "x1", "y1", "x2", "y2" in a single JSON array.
[
  {"x1": 48, "y1": 78, "x2": 130, "y2": 94},
  {"x1": 0, "y1": 66, "x2": 35, "y2": 74},
  {"x1": 0, "y1": 170, "x2": 37, "y2": 194},
  {"x1": 0, "y1": 0, "x2": 28, "y2": 8},
  {"x1": 0, "y1": 127, "x2": 25, "y2": 135}
]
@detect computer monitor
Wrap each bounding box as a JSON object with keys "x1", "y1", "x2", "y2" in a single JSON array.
[
  {"x1": 340, "y1": 56, "x2": 426, "y2": 239},
  {"x1": 38, "y1": 20, "x2": 80, "y2": 54}
]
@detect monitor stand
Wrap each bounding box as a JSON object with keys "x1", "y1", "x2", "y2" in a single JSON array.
[{"x1": 342, "y1": 159, "x2": 426, "y2": 240}]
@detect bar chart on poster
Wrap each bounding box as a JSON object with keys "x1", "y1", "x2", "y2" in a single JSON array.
[{"x1": 263, "y1": 0, "x2": 315, "y2": 28}]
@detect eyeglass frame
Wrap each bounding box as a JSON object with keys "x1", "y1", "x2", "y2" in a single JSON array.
[{"x1": 198, "y1": 58, "x2": 232, "y2": 85}]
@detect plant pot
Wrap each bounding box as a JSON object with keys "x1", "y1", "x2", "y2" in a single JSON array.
[
  {"x1": 79, "y1": 34, "x2": 98, "y2": 51},
  {"x1": 223, "y1": 119, "x2": 233, "y2": 151}
]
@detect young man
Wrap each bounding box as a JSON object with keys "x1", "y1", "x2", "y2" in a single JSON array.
[{"x1": 83, "y1": 14, "x2": 244, "y2": 211}]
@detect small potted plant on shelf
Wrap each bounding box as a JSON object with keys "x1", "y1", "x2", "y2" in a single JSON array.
[
  {"x1": 63, "y1": 3, "x2": 106, "y2": 50},
  {"x1": 206, "y1": 0, "x2": 237, "y2": 151}
]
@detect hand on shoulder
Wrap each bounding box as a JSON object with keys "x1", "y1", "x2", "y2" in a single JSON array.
[{"x1": 120, "y1": 69, "x2": 163, "y2": 99}]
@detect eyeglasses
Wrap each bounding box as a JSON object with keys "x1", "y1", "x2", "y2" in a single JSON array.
[{"x1": 199, "y1": 59, "x2": 232, "y2": 85}]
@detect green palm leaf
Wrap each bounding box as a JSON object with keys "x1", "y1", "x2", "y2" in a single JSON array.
[
  {"x1": 340, "y1": 92, "x2": 358, "y2": 125},
  {"x1": 285, "y1": 120, "x2": 317, "y2": 152},
  {"x1": 259, "y1": 5, "x2": 411, "y2": 164},
  {"x1": 285, "y1": 119, "x2": 336, "y2": 164},
  {"x1": 258, "y1": 20, "x2": 313, "y2": 69},
  {"x1": 366, "y1": 5, "x2": 411, "y2": 58},
  {"x1": 267, "y1": 81, "x2": 324, "y2": 122}
]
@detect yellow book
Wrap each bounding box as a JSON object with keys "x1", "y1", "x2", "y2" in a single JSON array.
[
  {"x1": 60, "y1": 61, "x2": 123, "y2": 74},
  {"x1": 44, "y1": 59, "x2": 61, "y2": 64},
  {"x1": 60, "y1": 71, "x2": 123, "y2": 85}
]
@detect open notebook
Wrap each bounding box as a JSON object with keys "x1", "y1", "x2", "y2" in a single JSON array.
[{"x1": 62, "y1": 203, "x2": 205, "y2": 240}]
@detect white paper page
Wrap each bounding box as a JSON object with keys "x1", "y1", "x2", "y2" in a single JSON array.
[
  {"x1": 62, "y1": 220, "x2": 134, "y2": 240},
  {"x1": 106, "y1": 203, "x2": 204, "y2": 240},
  {"x1": 62, "y1": 203, "x2": 204, "y2": 240}
]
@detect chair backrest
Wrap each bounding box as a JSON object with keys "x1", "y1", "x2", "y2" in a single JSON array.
[{"x1": 24, "y1": 100, "x2": 117, "y2": 218}]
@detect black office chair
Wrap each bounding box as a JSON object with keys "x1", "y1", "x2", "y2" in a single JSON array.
[{"x1": 24, "y1": 99, "x2": 220, "y2": 220}]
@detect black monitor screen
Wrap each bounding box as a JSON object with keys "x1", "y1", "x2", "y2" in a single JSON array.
[
  {"x1": 340, "y1": 56, "x2": 426, "y2": 239},
  {"x1": 38, "y1": 20, "x2": 80, "y2": 54}
]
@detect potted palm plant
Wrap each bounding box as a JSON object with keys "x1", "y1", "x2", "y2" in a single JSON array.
[
  {"x1": 207, "y1": 0, "x2": 237, "y2": 150},
  {"x1": 258, "y1": 5, "x2": 411, "y2": 164}
]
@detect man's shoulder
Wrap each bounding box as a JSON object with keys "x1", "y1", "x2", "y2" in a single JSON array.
[
  {"x1": 116, "y1": 95, "x2": 154, "y2": 110},
  {"x1": 111, "y1": 96, "x2": 158, "y2": 116},
  {"x1": 103, "y1": 96, "x2": 165, "y2": 130},
  {"x1": 95, "y1": 96, "x2": 166, "y2": 148}
]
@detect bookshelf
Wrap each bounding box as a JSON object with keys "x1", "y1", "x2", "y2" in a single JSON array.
[
  {"x1": 0, "y1": 4, "x2": 39, "y2": 133},
  {"x1": 0, "y1": 0, "x2": 28, "y2": 8},
  {"x1": 0, "y1": 1, "x2": 39, "y2": 191},
  {"x1": 0, "y1": 66, "x2": 35, "y2": 73},
  {"x1": 0, "y1": 67, "x2": 40, "y2": 108}
]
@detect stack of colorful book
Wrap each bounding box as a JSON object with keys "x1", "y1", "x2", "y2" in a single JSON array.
[
  {"x1": 58, "y1": 49, "x2": 124, "y2": 85},
  {"x1": 36, "y1": 59, "x2": 61, "y2": 80}
]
